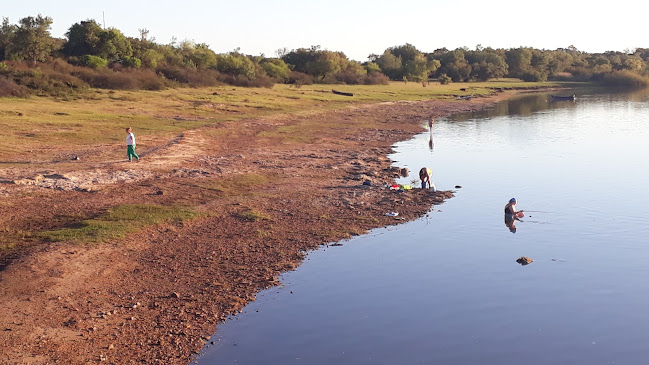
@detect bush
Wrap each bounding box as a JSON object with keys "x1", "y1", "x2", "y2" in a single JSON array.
[
  {"x1": 566, "y1": 67, "x2": 593, "y2": 82},
  {"x1": 520, "y1": 70, "x2": 548, "y2": 82},
  {"x1": 261, "y1": 59, "x2": 291, "y2": 82},
  {"x1": 333, "y1": 70, "x2": 364, "y2": 84},
  {"x1": 600, "y1": 70, "x2": 649, "y2": 88},
  {"x1": 219, "y1": 73, "x2": 275, "y2": 88},
  {"x1": 73, "y1": 69, "x2": 139, "y2": 89},
  {"x1": 287, "y1": 71, "x2": 314, "y2": 86},
  {"x1": 121, "y1": 57, "x2": 142, "y2": 69},
  {"x1": 134, "y1": 69, "x2": 167, "y2": 90},
  {"x1": 363, "y1": 72, "x2": 390, "y2": 85},
  {"x1": 49, "y1": 58, "x2": 77, "y2": 74},
  {"x1": 8, "y1": 65, "x2": 85, "y2": 96},
  {"x1": 327, "y1": 70, "x2": 389, "y2": 85},
  {"x1": 216, "y1": 54, "x2": 256, "y2": 79},
  {"x1": 438, "y1": 73, "x2": 451, "y2": 84},
  {"x1": 547, "y1": 72, "x2": 574, "y2": 81},
  {"x1": 157, "y1": 66, "x2": 221, "y2": 87},
  {"x1": 44, "y1": 70, "x2": 86, "y2": 90},
  {"x1": 0, "y1": 77, "x2": 29, "y2": 97},
  {"x1": 79, "y1": 55, "x2": 108, "y2": 69}
]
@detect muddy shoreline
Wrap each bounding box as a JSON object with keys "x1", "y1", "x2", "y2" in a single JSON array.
[{"x1": 1, "y1": 91, "x2": 520, "y2": 364}]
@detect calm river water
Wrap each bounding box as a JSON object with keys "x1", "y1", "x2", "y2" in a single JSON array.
[{"x1": 198, "y1": 89, "x2": 649, "y2": 365}]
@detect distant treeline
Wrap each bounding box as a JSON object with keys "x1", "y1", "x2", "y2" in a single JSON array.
[{"x1": 2, "y1": 15, "x2": 649, "y2": 96}]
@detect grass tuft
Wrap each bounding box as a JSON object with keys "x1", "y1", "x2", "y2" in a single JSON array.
[
  {"x1": 39, "y1": 204, "x2": 201, "y2": 243},
  {"x1": 234, "y1": 209, "x2": 270, "y2": 222}
]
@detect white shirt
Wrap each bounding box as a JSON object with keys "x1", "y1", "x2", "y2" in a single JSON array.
[{"x1": 126, "y1": 132, "x2": 136, "y2": 146}]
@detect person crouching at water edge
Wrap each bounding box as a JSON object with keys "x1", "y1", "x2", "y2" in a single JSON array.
[
  {"x1": 504, "y1": 198, "x2": 523, "y2": 233},
  {"x1": 504, "y1": 198, "x2": 524, "y2": 218},
  {"x1": 419, "y1": 167, "x2": 436, "y2": 191},
  {"x1": 125, "y1": 127, "x2": 140, "y2": 162}
]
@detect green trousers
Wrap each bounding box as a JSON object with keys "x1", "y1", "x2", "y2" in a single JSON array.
[{"x1": 127, "y1": 145, "x2": 139, "y2": 161}]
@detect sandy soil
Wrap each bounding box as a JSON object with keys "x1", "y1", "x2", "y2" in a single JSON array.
[{"x1": 0, "y1": 92, "x2": 514, "y2": 364}]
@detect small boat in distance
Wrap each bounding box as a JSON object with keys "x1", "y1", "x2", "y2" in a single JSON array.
[
  {"x1": 332, "y1": 89, "x2": 354, "y2": 97},
  {"x1": 551, "y1": 95, "x2": 576, "y2": 101}
]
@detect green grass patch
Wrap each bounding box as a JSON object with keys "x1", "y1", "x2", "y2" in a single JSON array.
[
  {"x1": 0, "y1": 227, "x2": 33, "y2": 251},
  {"x1": 39, "y1": 204, "x2": 201, "y2": 243},
  {"x1": 234, "y1": 209, "x2": 270, "y2": 222},
  {"x1": 196, "y1": 173, "x2": 277, "y2": 196}
]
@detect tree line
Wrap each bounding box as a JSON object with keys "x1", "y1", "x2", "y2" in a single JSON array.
[{"x1": 2, "y1": 15, "x2": 649, "y2": 96}]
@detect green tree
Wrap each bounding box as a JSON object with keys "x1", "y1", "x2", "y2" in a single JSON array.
[
  {"x1": 79, "y1": 54, "x2": 108, "y2": 69},
  {"x1": 282, "y1": 47, "x2": 351, "y2": 80},
  {"x1": 63, "y1": 20, "x2": 102, "y2": 57},
  {"x1": 305, "y1": 51, "x2": 343, "y2": 80},
  {"x1": 140, "y1": 48, "x2": 164, "y2": 68},
  {"x1": 622, "y1": 56, "x2": 644, "y2": 72},
  {"x1": 188, "y1": 43, "x2": 217, "y2": 69},
  {"x1": 403, "y1": 54, "x2": 439, "y2": 82},
  {"x1": 121, "y1": 56, "x2": 141, "y2": 68},
  {"x1": 365, "y1": 61, "x2": 381, "y2": 74},
  {"x1": 282, "y1": 46, "x2": 320, "y2": 73},
  {"x1": 261, "y1": 58, "x2": 291, "y2": 81},
  {"x1": 545, "y1": 50, "x2": 573, "y2": 75},
  {"x1": 588, "y1": 55, "x2": 613, "y2": 75},
  {"x1": 96, "y1": 28, "x2": 133, "y2": 60},
  {"x1": 0, "y1": 18, "x2": 17, "y2": 61},
  {"x1": 217, "y1": 53, "x2": 256, "y2": 79},
  {"x1": 10, "y1": 15, "x2": 56, "y2": 63},
  {"x1": 389, "y1": 43, "x2": 420, "y2": 64},
  {"x1": 376, "y1": 49, "x2": 402, "y2": 79},
  {"x1": 438, "y1": 50, "x2": 471, "y2": 82},
  {"x1": 505, "y1": 47, "x2": 532, "y2": 78},
  {"x1": 438, "y1": 73, "x2": 451, "y2": 84},
  {"x1": 604, "y1": 52, "x2": 624, "y2": 71},
  {"x1": 465, "y1": 49, "x2": 508, "y2": 80},
  {"x1": 376, "y1": 44, "x2": 433, "y2": 81}
]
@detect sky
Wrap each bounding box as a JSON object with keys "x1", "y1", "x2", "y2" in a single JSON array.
[{"x1": 3, "y1": 0, "x2": 648, "y2": 61}]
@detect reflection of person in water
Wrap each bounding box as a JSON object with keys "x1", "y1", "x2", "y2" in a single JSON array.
[
  {"x1": 428, "y1": 118, "x2": 434, "y2": 151},
  {"x1": 505, "y1": 215, "x2": 518, "y2": 233}
]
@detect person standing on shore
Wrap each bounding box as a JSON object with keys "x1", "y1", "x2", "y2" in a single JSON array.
[{"x1": 125, "y1": 127, "x2": 140, "y2": 162}]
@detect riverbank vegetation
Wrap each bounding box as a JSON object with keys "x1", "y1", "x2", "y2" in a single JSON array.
[{"x1": 2, "y1": 14, "x2": 648, "y2": 97}]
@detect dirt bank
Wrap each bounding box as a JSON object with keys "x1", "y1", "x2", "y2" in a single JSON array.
[{"x1": 0, "y1": 92, "x2": 514, "y2": 364}]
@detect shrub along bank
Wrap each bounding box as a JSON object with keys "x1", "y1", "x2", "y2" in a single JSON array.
[{"x1": 2, "y1": 15, "x2": 649, "y2": 97}]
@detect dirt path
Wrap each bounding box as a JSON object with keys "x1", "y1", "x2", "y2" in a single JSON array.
[{"x1": 0, "y1": 94, "x2": 512, "y2": 364}]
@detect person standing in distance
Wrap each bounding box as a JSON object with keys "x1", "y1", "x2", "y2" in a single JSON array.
[{"x1": 125, "y1": 127, "x2": 140, "y2": 162}]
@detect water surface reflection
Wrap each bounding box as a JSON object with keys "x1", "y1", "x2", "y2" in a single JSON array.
[{"x1": 199, "y1": 88, "x2": 649, "y2": 365}]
